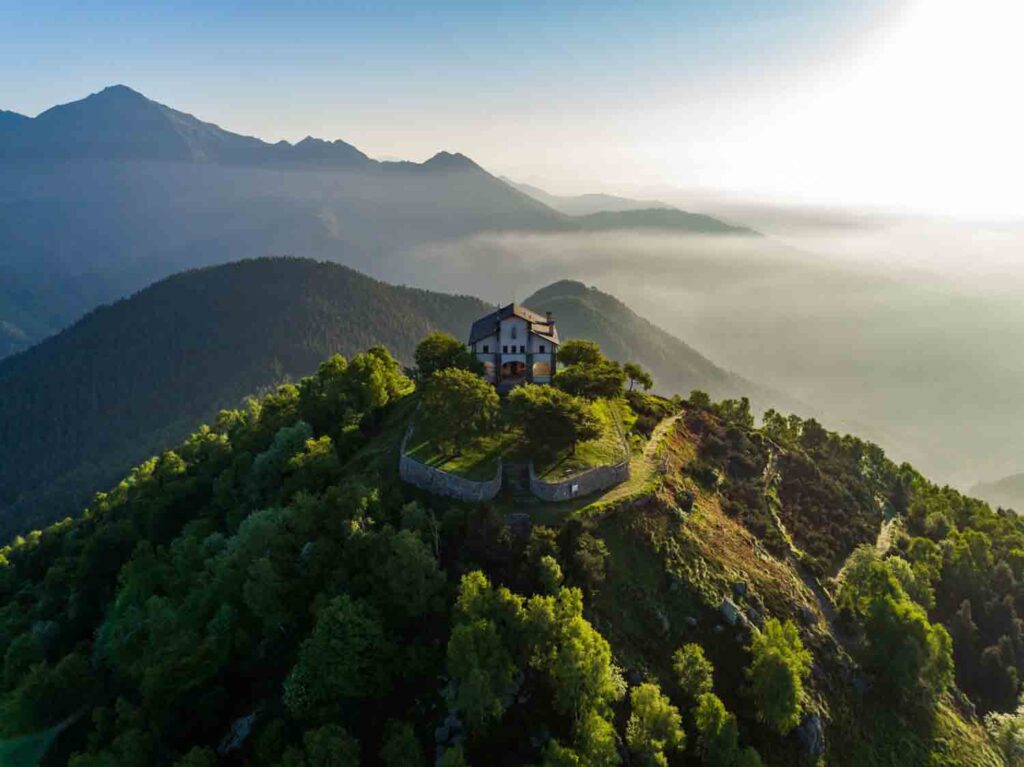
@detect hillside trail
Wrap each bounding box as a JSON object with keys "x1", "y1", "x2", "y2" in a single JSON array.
[
  {"x1": 586, "y1": 413, "x2": 681, "y2": 508},
  {"x1": 761, "y1": 449, "x2": 850, "y2": 649},
  {"x1": 645, "y1": 413, "x2": 681, "y2": 461}
]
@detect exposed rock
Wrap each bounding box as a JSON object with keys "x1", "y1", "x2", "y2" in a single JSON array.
[
  {"x1": 218, "y1": 711, "x2": 257, "y2": 755},
  {"x1": 676, "y1": 489, "x2": 696, "y2": 512},
  {"x1": 793, "y1": 713, "x2": 825, "y2": 758},
  {"x1": 654, "y1": 606, "x2": 671, "y2": 636},
  {"x1": 746, "y1": 607, "x2": 764, "y2": 628},
  {"x1": 684, "y1": 615, "x2": 698, "y2": 629},
  {"x1": 720, "y1": 598, "x2": 741, "y2": 626},
  {"x1": 732, "y1": 581, "x2": 748, "y2": 598}
]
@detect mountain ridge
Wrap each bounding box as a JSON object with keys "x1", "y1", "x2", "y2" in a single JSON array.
[
  {"x1": 0, "y1": 85, "x2": 758, "y2": 361},
  {"x1": 971, "y1": 473, "x2": 1024, "y2": 512}
]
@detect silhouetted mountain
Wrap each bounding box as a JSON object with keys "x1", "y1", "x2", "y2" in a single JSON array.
[
  {"x1": 576, "y1": 208, "x2": 758, "y2": 235},
  {"x1": 0, "y1": 258, "x2": 773, "y2": 540},
  {"x1": 0, "y1": 87, "x2": 581, "y2": 356},
  {"x1": 507, "y1": 179, "x2": 675, "y2": 215},
  {"x1": 507, "y1": 179, "x2": 759, "y2": 236},
  {"x1": 0, "y1": 109, "x2": 29, "y2": 137},
  {"x1": 971, "y1": 473, "x2": 1024, "y2": 512},
  {"x1": 0, "y1": 87, "x2": 763, "y2": 359},
  {"x1": 0, "y1": 85, "x2": 373, "y2": 166}
]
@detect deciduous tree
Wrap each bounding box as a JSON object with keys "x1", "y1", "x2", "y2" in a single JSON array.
[
  {"x1": 506, "y1": 385, "x2": 600, "y2": 457},
  {"x1": 745, "y1": 619, "x2": 812, "y2": 735},
  {"x1": 418, "y1": 368, "x2": 500, "y2": 455}
]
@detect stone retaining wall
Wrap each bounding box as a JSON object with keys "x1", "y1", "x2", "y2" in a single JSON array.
[
  {"x1": 529, "y1": 459, "x2": 630, "y2": 502},
  {"x1": 399, "y1": 427, "x2": 502, "y2": 503}
]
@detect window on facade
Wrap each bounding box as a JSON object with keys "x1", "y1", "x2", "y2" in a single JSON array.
[
  {"x1": 520, "y1": 345, "x2": 525, "y2": 353},
  {"x1": 482, "y1": 344, "x2": 489, "y2": 353},
  {"x1": 503, "y1": 345, "x2": 508, "y2": 353},
  {"x1": 539, "y1": 344, "x2": 546, "y2": 353},
  {"x1": 511, "y1": 325, "x2": 518, "y2": 339}
]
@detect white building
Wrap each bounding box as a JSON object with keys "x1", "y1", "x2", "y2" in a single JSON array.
[{"x1": 468, "y1": 304, "x2": 560, "y2": 391}]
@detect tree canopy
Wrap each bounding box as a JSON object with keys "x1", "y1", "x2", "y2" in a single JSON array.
[
  {"x1": 505, "y1": 385, "x2": 601, "y2": 457},
  {"x1": 623, "y1": 362, "x2": 654, "y2": 392},
  {"x1": 414, "y1": 331, "x2": 481, "y2": 380},
  {"x1": 745, "y1": 619, "x2": 812, "y2": 735},
  {"x1": 418, "y1": 368, "x2": 501, "y2": 455}
]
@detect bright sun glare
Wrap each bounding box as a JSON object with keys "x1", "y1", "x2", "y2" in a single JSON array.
[{"x1": 666, "y1": 0, "x2": 1024, "y2": 219}]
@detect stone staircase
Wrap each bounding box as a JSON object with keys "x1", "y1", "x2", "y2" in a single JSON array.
[{"x1": 503, "y1": 461, "x2": 533, "y2": 501}]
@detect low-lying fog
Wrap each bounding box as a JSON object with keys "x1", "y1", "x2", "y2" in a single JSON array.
[{"x1": 405, "y1": 216, "x2": 1024, "y2": 492}]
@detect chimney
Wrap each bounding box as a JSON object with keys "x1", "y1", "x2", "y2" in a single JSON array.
[{"x1": 546, "y1": 311, "x2": 555, "y2": 329}]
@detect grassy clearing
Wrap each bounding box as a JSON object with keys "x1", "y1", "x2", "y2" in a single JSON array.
[
  {"x1": 405, "y1": 423, "x2": 513, "y2": 480},
  {"x1": 404, "y1": 395, "x2": 632, "y2": 484},
  {"x1": 534, "y1": 399, "x2": 628, "y2": 480}
]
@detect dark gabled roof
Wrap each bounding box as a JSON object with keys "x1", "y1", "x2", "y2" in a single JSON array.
[{"x1": 469, "y1": 303, "x2": 560, "y2": 346}]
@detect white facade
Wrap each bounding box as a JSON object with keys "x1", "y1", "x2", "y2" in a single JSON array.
[{"x1": 468, "y1": 304, "x2": 559, "y2": 390}]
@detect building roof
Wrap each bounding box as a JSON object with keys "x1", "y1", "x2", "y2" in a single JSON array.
[{"x1": 469, "y1": 303, "x2": 560, "y2": 346}]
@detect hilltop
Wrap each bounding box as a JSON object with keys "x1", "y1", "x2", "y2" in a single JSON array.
[
  {"x1": 0, "y1": 340, "x2": 1013, "y2": 767},
  {"x1": 0, "y1": 258, "x2": 760, "y2": 541}
]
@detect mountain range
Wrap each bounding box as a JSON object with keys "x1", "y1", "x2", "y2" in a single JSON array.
[
  {"x1": 0, "y1": 85, "x2": 756, "y2": 359},
  {"x1": 0, "y1": 256, "x2": 764, "y2": 541}
]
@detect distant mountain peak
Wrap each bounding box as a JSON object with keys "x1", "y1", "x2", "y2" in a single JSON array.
[
  {"x1": 532, "y1": 279, "x2": 590, "y2": 298},
  {"x1": 95, "y1": 83, "x2": 148, "y2": 99},
  {"x1": 422, "y1": 151, "x2": 482, "y2": 172}
]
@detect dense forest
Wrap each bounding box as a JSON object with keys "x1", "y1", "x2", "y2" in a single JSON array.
[
  {"x1": 0, "y1": 258, "x2": 488, "y2": 540},
  {"x1": 0, "y1": 258, "x2": 759, "y2": 543},
  {"x1": 1, "y1": 336, "x2": 1022, "y2": 766}
]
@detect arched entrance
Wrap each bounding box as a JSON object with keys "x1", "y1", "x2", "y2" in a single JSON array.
[{"x1": 500, "y1": 360, "x2": 527, "y2": 383}]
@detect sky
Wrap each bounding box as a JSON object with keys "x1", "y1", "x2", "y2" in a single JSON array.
[{"x1": 1, "y1": 0, "x2": 1021, "y2": 219}]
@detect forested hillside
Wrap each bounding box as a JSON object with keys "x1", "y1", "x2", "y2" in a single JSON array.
[
  {"x1": 0, "y1": 258, "x2": 764, "y2": 543},
  {"x1": 0, "y1": 342, "x2": 1017, "y2": 767},
  {"x1": 0, "y1": 258, "x2": 488, "y2": 540}
]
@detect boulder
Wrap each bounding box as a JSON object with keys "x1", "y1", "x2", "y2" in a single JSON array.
[
  {"x1": 720, "y1": 598, "x2": 741, "y2": 626},
  {"x1": 218, "y1": 711, "x2": 257, "y2": 755},
  {"x1": 732, "y1": 581, "x2": 748, "y2": 598}
]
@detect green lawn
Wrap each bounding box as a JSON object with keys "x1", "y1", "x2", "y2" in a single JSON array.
[
  {"x1": 404, "y1": 423, "x2": 513, "y2": 480},
  {"x1": 534, "y1": 398, "x2": 629, "y2": 480},
  {"x1": 404, "y1": 397, "x2": 632, "y2": 484}
]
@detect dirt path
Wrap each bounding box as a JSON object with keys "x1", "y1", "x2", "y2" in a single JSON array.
[{"x1": 761, "y1": 449, "x2": 850, "y2": 646}]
